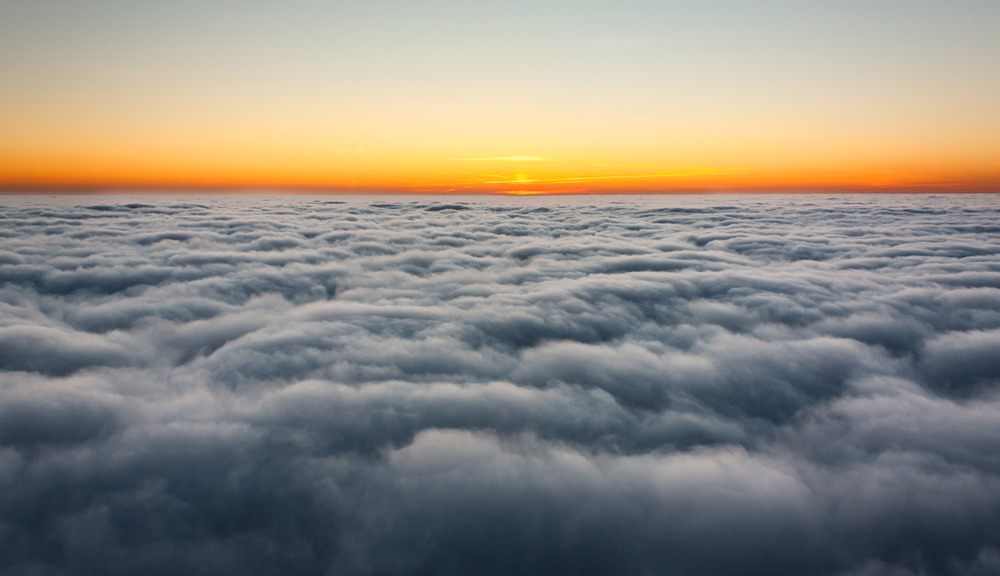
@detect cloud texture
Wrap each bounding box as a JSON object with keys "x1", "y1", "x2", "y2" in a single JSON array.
[{"x1": 2, "y1": 194, "x2": 1000, "y2": 575}]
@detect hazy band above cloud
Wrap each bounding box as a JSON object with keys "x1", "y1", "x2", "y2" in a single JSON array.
[{"x1": 1, "y1": 194, "x2": 999, "y2": 576}]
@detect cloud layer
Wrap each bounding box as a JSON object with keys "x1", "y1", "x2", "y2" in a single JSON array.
[{"x1": 2, "y1": 194, "x2": 1000, "y2": 576}]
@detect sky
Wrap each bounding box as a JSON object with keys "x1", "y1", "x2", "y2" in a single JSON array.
[{"x1": 1, "y1": 0, "x2": 999, "y2": 193}]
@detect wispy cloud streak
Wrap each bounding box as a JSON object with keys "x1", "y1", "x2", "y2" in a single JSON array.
[{"x1": 452, "y1": 156, "x2": 550, "y2": 162}]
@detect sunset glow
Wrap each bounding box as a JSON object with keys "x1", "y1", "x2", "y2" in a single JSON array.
[{"x1": 2, "y1": 1, "x2": 998, "y2": 193}]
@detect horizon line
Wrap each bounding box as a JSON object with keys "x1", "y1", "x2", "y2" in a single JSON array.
[{"x1": 2, "y1": 185, "x2": 999, "y2": 196}]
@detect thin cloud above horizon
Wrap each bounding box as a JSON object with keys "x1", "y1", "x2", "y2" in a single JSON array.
[{"x1": 452, "y1": 156, "x2": 550, "y2": 162}]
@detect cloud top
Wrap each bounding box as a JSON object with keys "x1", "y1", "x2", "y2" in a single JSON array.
[{"x1": 1, "y1": 194, "x2": 1000, "y2": 576}]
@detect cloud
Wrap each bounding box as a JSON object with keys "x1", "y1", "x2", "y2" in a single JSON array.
[
  {"x1": 1, "y1": 194, "x2": 1000, "y2": 575},
  {"x1": 453, "y1": 156, "x2": 549, "y2": 162}
]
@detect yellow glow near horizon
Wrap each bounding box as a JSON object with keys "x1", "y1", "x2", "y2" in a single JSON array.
[
  {"x1": 454, "y1": 156, "x2": 549, "y2": 162},
  {"x1": 1, "y1": 2, "x2": 999, "y2": 193}
]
